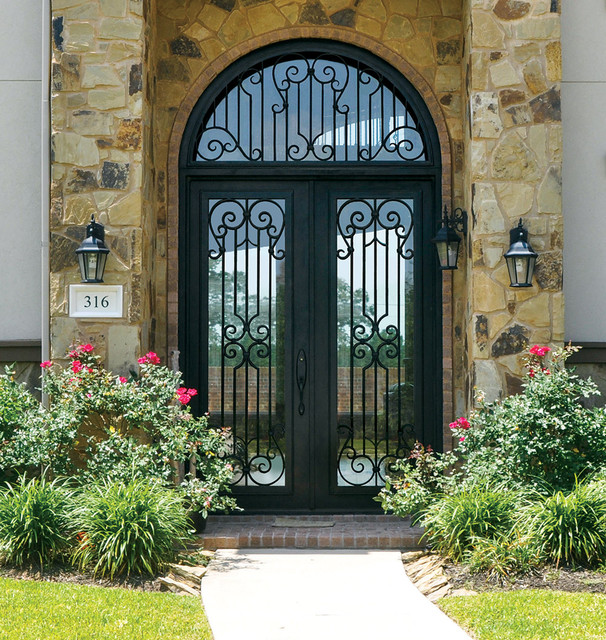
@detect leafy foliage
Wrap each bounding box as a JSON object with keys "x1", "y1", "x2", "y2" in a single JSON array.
[
  {"x1": 525, "y1": 480, "x2": 606, "y2": 568},
  {"x1": 0, "y1": 475, "x2": 74, "y2": 567},
  {"x1": 72, "y1": 478, "x2": 190, "y2": 578},
  {"x1": 421, "y1": 484, "x2": 521, "y2": 561}
]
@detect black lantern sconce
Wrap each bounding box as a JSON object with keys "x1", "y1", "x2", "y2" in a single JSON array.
[
  {"x1": 504, "y1": 219, "x2": 537, "y2": 288},
  {"x1": 75, "y1": 215, "x2": 110, "y2": 283},
  {"x1": 432, "y1": 205, "x2": 468, "y2": 270}
]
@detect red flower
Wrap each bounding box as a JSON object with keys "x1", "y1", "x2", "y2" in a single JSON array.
[
  {"x1": 459, "y1": 436, "x2": 465, "y2": 442},
  {"x1": 177, "y1": 392, "x2": 191, "y2": 405},
  {"x1": 543, "y1": 368, "x2": 551, "y2": 375},
  {"x1": 187, "y1": 388, "x2": 198, "y2": 397},
  {"x1": 72, "y1": 360, "x2": 83, "y2": 373},
  {"x1": 449, "y1": 417, "x2": 470, "y2": 431},
  {"x1": 528, "y1": 368, "x2": 535, "y2": 378},
  {"x1": 119, "y1": 376, "x2": 127, "y2": 384},
  {"x1": 138, "y1": 351, "x2": 161, "y2": 365},
  {"x1": 529, "y1": 345, "x2": 551, "y2": 357},
  {"x1": 68, "y1": 350, "x2": 79, "y2": 359},
  {"x1": 79, "y1": 344, "x2": 94, "y2": 353},
  {"x1": 176, "y1": 387, "x2": 187, "y2": 395},
  {"x1": 40, "y1": 361, "x2": 53, "y2": 369}
]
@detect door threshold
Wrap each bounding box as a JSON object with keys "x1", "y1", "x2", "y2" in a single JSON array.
[{"x1": 195, "y1": 514, "x2": 423, "y2": 550}]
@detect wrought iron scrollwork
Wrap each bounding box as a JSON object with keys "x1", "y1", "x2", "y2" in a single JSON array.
[
  {"x1": 194, "y1": 53, "x2": 427, "y2": 163},
  {"x1": 335, "y1": 197, "x2": 416, "y2": 487},
  {"x1": 208, "y1": 197, "x2": 287, "y2": 488}
]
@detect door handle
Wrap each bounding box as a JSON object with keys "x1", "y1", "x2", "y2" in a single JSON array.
[{"x1": 296, "y1": 349, "x2": 307, "y2": 416}]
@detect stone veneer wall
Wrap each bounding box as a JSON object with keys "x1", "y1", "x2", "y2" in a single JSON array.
[
  {"x1": 49, "y1": 0, "x2": 564, "y2": 444},
  {"x1": 462, "y1": 0, "x2": 563, "y2": 407},
  {"x1": 50, "y1": 0, "x2": 147, "y2": 373}
]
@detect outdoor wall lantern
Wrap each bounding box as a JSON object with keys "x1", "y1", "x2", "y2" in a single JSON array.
[
  {"x1": 504, "y1": 219, "x2": 538, "y2": 288},
  {"x1": 75, "y1": 215, "x2": 110, "y2": 283},
  {"x1": 432, "y1": 205, "x2": 468, "y2": 270}
]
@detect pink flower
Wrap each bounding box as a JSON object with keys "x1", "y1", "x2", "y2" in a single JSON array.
[
  {"x1": 176, "y1": 387, "x2": 187, "y2": 395},
  {"x1": 529, "y1": 345, "x2": 551, "y2": 357},
  {"x1": 187, "y1": 388, "x2": 198, "y2": 397},
  {"x1": 72, "y1": 360, "x2": 83, "y2": 373},
  {"x1": 450, "y1": 417, "x2": 470, "y2": 431},
  {"x1": 138, "y1": 352, "x2": 161, "y2": 365},
  {"x1": 543, "y1": 368, "x2": 551, "y2": 375},
  {"x1": 119, "y1": 376, "x2": 127, "y2": 384},
  {"x1": 79, "y1": 344, "x2": 94, "y2": 353},
  {"x1": 528, "y1": 369, "x2": 535, "y2": 379},
  {"x1": 459, "y1": 436, "x2": 465, "y2": 442},
  {"x1": 68, "y1": 350, "x2": 79, "y2": 359},
  {"x1": 40, "y1": 361, "x2": 53, "y2": 369},
  {"x1": 177, "y1": 392, "x2": 191, "y2": 405}
]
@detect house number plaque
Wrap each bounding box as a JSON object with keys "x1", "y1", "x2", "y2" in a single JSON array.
[{"x1": 69, "y1": 284, "x2": 123, "y2": 318}]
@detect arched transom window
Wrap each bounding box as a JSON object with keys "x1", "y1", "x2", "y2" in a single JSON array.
[{"x1": 193, "y1": 52, "x2": 429, "y2": 163}]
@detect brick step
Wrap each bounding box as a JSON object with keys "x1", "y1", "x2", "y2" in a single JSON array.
[{"x1": 196, "y1": 515, "x2": 424, "y2": 550}]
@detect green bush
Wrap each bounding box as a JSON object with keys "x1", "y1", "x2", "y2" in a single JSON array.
[
  {"x1": 454, "y1": 345, "x2": 606, "y2": 492},
  {"x1": 465, "y1": 532, "x2": 541, "y2": 578},
  {"x1": 0, "y1": 475, "x2": 74, "y2": 567},
  {"x1": 525, "y1": 481, "x2": 606, "y2": 568},
  {"x1": 421, "y1": 484, "x2": 520, "y2": 561},
  {"x1": 72, "y1": 478, "x2": 191, "y2": 578},
  {"x1": 0, "y1": 345, "x2": 238, "y2": 518}
]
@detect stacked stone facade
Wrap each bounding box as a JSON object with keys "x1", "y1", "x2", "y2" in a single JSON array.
[{"x1": 49, "y1": 0, "x2": 563, "y2": 445}]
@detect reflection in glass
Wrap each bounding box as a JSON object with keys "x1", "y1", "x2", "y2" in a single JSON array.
[
  {"x1": 207, "y1": 198, "x2": 286, "y2": 486},
  {"x1": 336, "y1": 198, "x2": 416, "y2": 486},
  {"x1": 195, "y1": 54, "x2": 427, "y2": 163}
]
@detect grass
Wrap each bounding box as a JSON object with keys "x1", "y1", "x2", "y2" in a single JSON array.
[
  {"x1": 0, "y1": 577, "x2": 213, "y2": 640},
  {"x1": 441, "y1": 590, "x2": 606, "y2": 640}
]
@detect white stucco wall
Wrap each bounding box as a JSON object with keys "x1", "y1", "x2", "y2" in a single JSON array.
[
  {"x1": 0, "y1": 0, "x2": 42, "y2": 341},
  {"x1": 562, "y1": 0, "x2": 606, "y2": 342}
]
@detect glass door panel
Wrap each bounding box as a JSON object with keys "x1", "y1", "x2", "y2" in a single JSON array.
[
  {"x1": 207, "y1": 197, "x2": 287, "y2": 487},
  {"x1": 335, "y1": 197, "x2": 417, "y2": 487}
]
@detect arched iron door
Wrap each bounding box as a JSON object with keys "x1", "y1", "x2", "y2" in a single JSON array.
[{"x1": 179, "y1": 42, "x2": 443, "y2": 511}]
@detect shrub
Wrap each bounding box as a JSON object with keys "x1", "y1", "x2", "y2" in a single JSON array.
[
  {"x1": 0, "y1": 345, "x2": 238, "y2": 518},
  {"x1": 375, "y1": 443, "x2": 458, "y2": 520},
  {"x1": 453, "y1": 345, "x2": 606, "y2": 492},
  {"x1": 465, "y1": 532, "x2": 542, "y2": 578},
  {"x1": 420, "y1": 484, "x2": 521, "y2": 561},
  {"x1": 72, "y1": 478, "x2": 191, "y2": 578},
  {"x1": 0, "y1": 475, "x2": 74, "y2": 567},
  {"x1": 525, "y1": 481, "x2": 606, "y2": 568}
]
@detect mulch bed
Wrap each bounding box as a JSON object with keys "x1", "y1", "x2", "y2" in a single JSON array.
[{"x1": 444, "y1": 562, "x2": 606, "y2": 594}]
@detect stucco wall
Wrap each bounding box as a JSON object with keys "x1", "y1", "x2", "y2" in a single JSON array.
[
  {"x1": 0, "y1": 0, "x2": 42, "y2": 342},
  {"x1": 562, "y1": 0, "x2": 606, "y2": 342}
]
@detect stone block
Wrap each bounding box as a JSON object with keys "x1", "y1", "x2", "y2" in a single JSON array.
[
  {"x1": 471, "y1": 140, "x2": 488, "y2": 179},
  {"x1": 417, "y1": 0, "x2": 440, "y2": 16},
  {"x1": 50, "y1": 317, "x2": 81, "y2": 360},
  {"x1": 545, "y1": 41, "x2": 561, "y2": 82},
  {"x1": 198, "y1": 4, "x2": 229, "y2": 30},
  {"x1": 219, "y1": 11, "x2": 253, "y2": 45},
  {"x1": 65, "y1": 168, "x2": 99, "y2": 194},
  {"x1": 384, "y1": 15, "x2": 414, "y2": 41},
  {"x1": 387, "y1": 0, "x2": 417, "y2": 15},
  {"x1": 115, "y1": 118, "x2": 142, "y2": 150},
  {"x1": 471, "y1": 92, "x2": 503, "y2": 138},
  {"x1": 538, "y1": 166, "x2": 561, "y2": 213},
  {"x1": 514, "y1": 42, "x2": 540, "y2": 62},
  {"x1": 471, "y1": 12, "x2": 505, "y2": 48},
  {"x1": 99, "y1": 18, "x2": 143, "y2": 40},
  {"x1": 473, "y1": 183, "x2": 506, "y2": 235},
  {"x1": 100, "y1": 0, "x2": 127, "y2": 17},
  {"x1": 356, "y1": 16, "x2": 382, "y2": 38},
  {"x1": 515, "y1": 16, "x2": 559, "y2": 40},
  {"x1": 399, "y1": 37, "x2": 435, "y2": 67},
  {"x1": 529, "y1": 86, "x2": 561, "y2": 123},
  {"x1": 473, "y1": 271, "x2": 506, "y2": 313},
  {"x1": 490, "y1": 60, "x2": 520, "y2": 87},
  {"x1": 70, "y1": 110, "x2": 114, "y2": 136},
  {"x1": 101, "y1": 161, "x2": 130, "y2": 189},
  {"x1": 523, "y1": 59, "x2": 547, "y2": 95},
  {"x1": 432, "y1": 17, "x2": 461, "y2": 39},
  {"x1": 435, "y1": 66, "x2": 461, "y2": 92},
  {"x1": 109, "y1": 191, "x2": 142, "y2": 226},
  {"x1": 129, "y1": 63, "x2": 142, "y2": 95},
  {"x1": 357, "y1": 0, "x2": 386, "y2": 21},
  {"x1": 491, "y1": 323, "x2": 529, "y2": 357},
  {"x1": 65, "y1": 22, "x2": 95, "y2": 53},
  {"x1": 53, "y1": 132, "x2": 100, "y2": 167},
  {"x1": 249, "y1": 4, "x2": 287, "y2": 34},
  {"x1": 64, "y1": 195, "x2": 97, "y2": 225},
  {"x1": 473, "y1": 359, "x2": 502, "y2": 403},
  {"x1": 492, "y1": 130, "x2": 540, "y2": 181},
  {"x1": 436, "y1": 40, "x2": 462, "y2": 65},
  {"x1": 88, "y1": 86, "x2": 127, "y2": 110},
  {"x1": 107, "y1": 324, "x2": 141, "y2": 376},
  {"x1": 493, "y1": 0, "x2": 530, "y2": 20},
  {"x1": 82, "y1": 65, "x2": 123, "y2": 88},
  {"x1": 170, "y1": 35, "x2": 203, "y2": 58},
  {"x1": 517, "y1": 293, "x2": 550, "y2": 327},
  {"x1": 535, "y1": 250, "x2": 562, "y2": 290},
  {"x1": 107, "y1": 41, "x2": 142, "y2": 62},
  {"x1": 496, "y1": 183, "x2": 534, "y2": 218}
]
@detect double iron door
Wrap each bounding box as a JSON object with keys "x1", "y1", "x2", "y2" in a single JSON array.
[{"x1": 182, "y1": 177, "x2": 437, "y2": 511}]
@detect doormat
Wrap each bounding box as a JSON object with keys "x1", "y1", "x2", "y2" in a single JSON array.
[{"x1": 273, "y1": 518, "x2": 335, "y2": 528}]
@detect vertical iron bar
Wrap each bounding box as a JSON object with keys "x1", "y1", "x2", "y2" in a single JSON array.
[
  {"x1": 361, "y1": 221, "x2": 367, "y2": 456},
  {"x1": 384, "y1": 207, "x2": 390, "y2": 469},
  {"x1": 256, "y1": 223, "x2": 261, "y2": 457},
  {"x1": 373, "y1": 202, "x2": 379, "y2": 482},
  {"x1": 244, "y1": 201, "x2": 250, "y2": 479}
]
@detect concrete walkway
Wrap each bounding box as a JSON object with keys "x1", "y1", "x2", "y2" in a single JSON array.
[{"x1": 201, "y1": 549, "x2": 473, "y2": 640}]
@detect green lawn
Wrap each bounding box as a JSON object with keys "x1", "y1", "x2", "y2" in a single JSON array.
[
  {"x1": 441, "y1": 590, "x2": 606, "y2": 640},
  {"x1": 0, "y1": 578, "x2": 213, "y2": 640}
]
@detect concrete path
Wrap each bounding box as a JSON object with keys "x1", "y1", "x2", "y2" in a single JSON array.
[{"x1": 201, "y1": 549, "x2": 473, "y2": 640}]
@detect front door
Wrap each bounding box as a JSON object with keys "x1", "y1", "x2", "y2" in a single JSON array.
[
  {"x1": 181, "y1": 176, "x2": 438, "y2": 511},
  {"x1": 178, "y1": 41, "x2": 443, "y2": 511}
]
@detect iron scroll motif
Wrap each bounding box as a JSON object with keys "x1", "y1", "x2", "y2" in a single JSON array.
[
  {"x1": 208, "y1": 197, "x2": 287, "y2": 487},
  {"x1": 336, "y1": 197, "x2": 416, "y2": 486},
  {"x1": 194, "y1": 53, "x2": 427, "y2": 163}
]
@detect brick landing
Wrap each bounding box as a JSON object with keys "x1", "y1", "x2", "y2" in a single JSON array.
[{"x1": 197, "y1": 515, "x2": 424, "y2": 550}]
